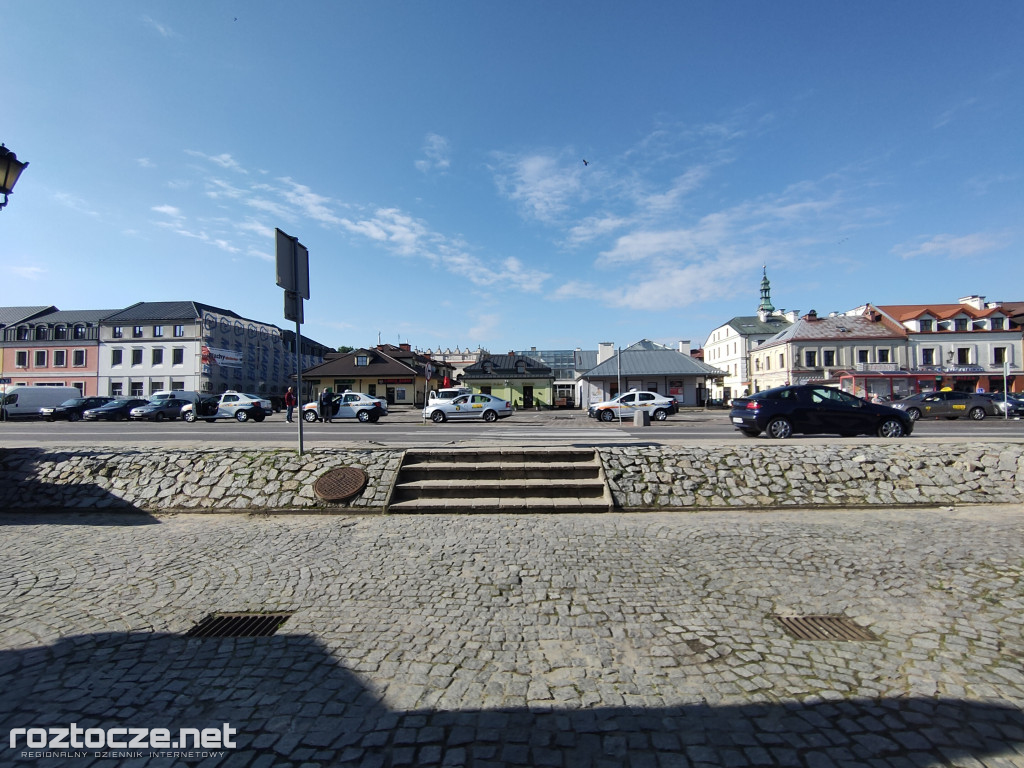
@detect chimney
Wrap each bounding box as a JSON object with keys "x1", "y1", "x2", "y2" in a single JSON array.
[
  {"x1": 399, "y1": 343, "x2": 411, "y2": 352},
  {"x1": 678, "y1": 340, "x2": 691, "y2": 355},
  {"x1": 959, "y1": 295, "x2": 985, "y2": 310},
  {"x1": 804, "y1": 309, "x2": 818, "y2": 321},
  {"x1": 598, "y1": 342, "x2": 615, "y2": 364}
]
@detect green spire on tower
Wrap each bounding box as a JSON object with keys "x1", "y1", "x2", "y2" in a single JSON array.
[{"x1": 758, "y1": 266, "x2": 775, "y2": 314}]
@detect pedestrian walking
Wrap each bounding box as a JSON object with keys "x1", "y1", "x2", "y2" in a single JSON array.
[
  {"x1": 284, "y1": 387, "x2": 297, "y2": 423},
  {"x1": 319, "y1": 388, "x2": 335, "y2": 423}
]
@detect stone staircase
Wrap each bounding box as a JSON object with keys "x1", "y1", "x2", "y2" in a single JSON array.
[{"x1": 387, "y1": 447, "x2": 614, "y2": 513}]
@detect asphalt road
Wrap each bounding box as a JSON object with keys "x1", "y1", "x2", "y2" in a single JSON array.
[{"x1": 2, "y1": 408, "x2": 1022, "y2": 448}]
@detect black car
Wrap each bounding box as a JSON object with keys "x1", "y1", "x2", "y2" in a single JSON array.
[
  {"x1": 730, "y1": 385, "x2": 913, "y2": 439},
  {"x1": 39, "y1": 396, "x2": 115, "y2": 422},
  {"x1": 82, "y1": 398, "x2": 150, "y2": 421}
]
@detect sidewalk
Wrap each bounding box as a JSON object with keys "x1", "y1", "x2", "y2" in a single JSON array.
[{"x1": 2, "y1": 505, "x2": 1023, "y2": 766}]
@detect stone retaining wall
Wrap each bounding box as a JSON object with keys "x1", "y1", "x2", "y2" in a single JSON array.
[
  {"x1": 601, "y1": 443, "x2": 1024, "y2": 509},
  {"x1": 1, "y1": 443, "x2": 1021, "y2": 513}
]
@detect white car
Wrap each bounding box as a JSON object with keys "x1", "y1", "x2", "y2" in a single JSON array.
[
  {"x1": 427, "y1": 387, "x2": 471, "y2": 404},
  {"x1": 588, "y1": 390, "x2": 676, "y2": 422},
  {"x1": 182, "y1": 392, "x2": 272, "y2": 423},
  {"x1": 302, "y1": 391, "x2": 388, "y2": 423},
  {"x1": 422, "y1": 393, "x2": 513, "y2": 423}
]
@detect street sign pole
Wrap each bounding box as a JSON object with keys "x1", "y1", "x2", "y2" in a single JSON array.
[{"x1": 276, "y1": 229, "x2": 310, "y2": 455}]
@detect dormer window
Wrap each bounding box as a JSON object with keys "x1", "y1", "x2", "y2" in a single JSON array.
[
  {"x1": 991, "y1": 317, "x2": 1005, "y2": 330},
  {"x1": 356, "y1": 355, "x2": 369, "y2": 366},
  {"x1": 516, "y1": 361, "x2": 526, "y2": 374},
  {"x1": 483, "y1": 361, "x2": 493, "y2": 374},
  {"x1": 919, "y1": 319, "x2": 933, "y2": 332},
  {"x1": 954, "y1": 318, "x2": 968, "y2": 332}
]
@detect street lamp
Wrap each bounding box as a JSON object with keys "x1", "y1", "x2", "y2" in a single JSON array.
[{"x1": 0, "y1": 144, "x2": 29, "y2": 211}]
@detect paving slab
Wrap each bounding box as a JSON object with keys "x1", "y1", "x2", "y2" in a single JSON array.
[{"x1": 1, "y1": 506, "x2": 1023, "y2": 767}]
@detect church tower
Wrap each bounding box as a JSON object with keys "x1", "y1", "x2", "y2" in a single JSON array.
[{"x1": 757, "y1": 266, "x2": 775, "y2": 321}]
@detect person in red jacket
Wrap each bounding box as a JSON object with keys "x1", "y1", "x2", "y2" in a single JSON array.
[{"x1": 284, "y1": 387, "x2": 297, "y2": 423}]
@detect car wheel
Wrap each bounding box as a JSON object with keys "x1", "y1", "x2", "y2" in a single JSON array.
[
  {"x1": 765, "y1": 417, "x2": 793, "y2": 439},
  {"x1": 183, "y1": 410, "x2": 196, "y2": 423},
  {"x1": 906, "y1": 408, "x2": 921, "y2": 421},
  {"x1": 877, "y1": 418, "x2": 905, "y2": 438},
  {"x1": 235, "y1": 410, "x2": 250, "y2": 423},
  {"x1": 154, "y1": 412, "x2": 164, "y2": 422},
  {"x1": 431, "y1": 410, "x2": 447, "y2": 423},
  {"x1": 68, "y1": 412, "x2": 81, "y2": 422},
  {"x1": 599, "y1": 409, "x2": 615, "y2": 423},
  {"x1": 969, "y1": 407, "x2": 986, "y2": 421},
  {"x1": 652, "y1": 408, "x2": 667, "y2": 421},
  {"x1": 303, "y1": 410, "x2": 318, "y2": 423},
  {"x1": 253, "y1": 412, "x2": 265, "y2": 422},
  {"x1": 357, "y1": 410, "x2": 371, "y2": 422},
  {"x1": 482, "y1": 409, "x2": 498, "y2": 422},
  {"x1": 740, "y1": 428, "x2": 761, "y2": 437}
]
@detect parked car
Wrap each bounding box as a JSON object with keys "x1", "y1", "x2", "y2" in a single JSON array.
[
  {"x1": 181, "y1": 392, "x2": 272, "y2": 423},
  {"x1": 588, "y1": 390, "x2": 676, "y2": 422},
  {"x1": 427, "y1": 387, "x2": 472, "y2": 404},
  {"x1": 129, "y1": 398, "x2": 190, "y2": 421},
  {"x1": 423, "y1": 393, "x2": 513, "y2": 423},
  {"x1": 39, "y1": 396, "x2": 114, "y2": 422},
  {"x1": 83, "y1": 398, "x2": 150, "y2": 421},
  {"x1": 730, "y1": 384, "x2": 913, "y2": 439},
  {"x1": 302, "y1": 391, "x2": 388, "y2": 423},
  {"x1": 976, "y1": 392, "x2": 1024, "y2": 418},
  {"x1": 888, "y1": 390, "x2": 996, "y2": 421}
]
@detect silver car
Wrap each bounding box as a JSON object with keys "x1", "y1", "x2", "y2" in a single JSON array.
[
  {"x1": 422, "y1": 393, "x2": 513, "y2": 423},
  {"x1": 888, "y1": 390, "x2": 996, "y2": 421}
]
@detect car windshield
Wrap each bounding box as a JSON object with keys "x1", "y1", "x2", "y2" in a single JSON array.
[{"x1": 61, "y1": 398, "x2": 87, "y2": 407}]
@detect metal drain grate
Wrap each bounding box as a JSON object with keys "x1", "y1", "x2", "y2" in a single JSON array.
[
  {"x1": 186, "y1": 612, "x2": 293, "y2": 638},
  {"x1": 773, "y1": 615, "x2": 878, "y2": 641}
]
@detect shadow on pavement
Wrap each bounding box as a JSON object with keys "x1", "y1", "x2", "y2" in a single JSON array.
[
  {"x1": 0, "y1": 447, "x2": 158, "y2": 524},
  {"x1": 2, "y1": 630, "x2": 1022, "y2": 766}
]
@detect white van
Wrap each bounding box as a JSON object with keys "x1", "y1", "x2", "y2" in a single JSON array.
[
  {"x1": 1, "y1": 385, "x2": 83, "y2": 420},
  {"x1": 427, "y1": 387, "x2": 471, "y2": 404},
  {"x1": 150, "y1": 390, "x2": 201, "y2": 406}
]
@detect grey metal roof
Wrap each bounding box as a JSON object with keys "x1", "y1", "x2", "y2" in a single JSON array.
[
  {"x1": 103, "y1": 301, "x2": 242, "y2": 323},
  {"x1": 583, "y1": 340, "x2": 725, "y2": 378},
  {"x1": 0, "y1": 306, "x2": 56, "y2": 327},
  {"x1": 19, "y1": 309, "x2": 119, "y2": 325},
  {"x1": 464, "y1": 354, "x2": 553, "y2": 379},
  {"x1": 758, "y1": 314, "x2": 907, "y2": 349}
]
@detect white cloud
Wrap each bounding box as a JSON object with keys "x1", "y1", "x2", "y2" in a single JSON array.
[
  {"x1": 137, "y1": 158, "x2": 155, "y2": 169},
  {"x1": 492, "y1": 152, "x2": 583, "y2": 223},
  {"x1": 892, "y1": 232, "x2": 1008, "y2": 260},
  {"x1": 415, "y1": 133, "x2": 451, "y2": 174},
  {"x1": 142, "y1": 16, "x2": 176, "y2": 38},
  {"x1": 9, "y1": 265, "x2": 46, "y2": 280},
  {"x1": 468, "y1": 313, "x2": 501, "y2": 343},
  {"x1": 185, "y1": 150, "x2": 247, "y2": 174},
  {"x1": 53, "y1": 192, "x2": 99, "y2": 218},
  {"x1": 151, "y1": 204, "x2": 183, "y2": 218}
]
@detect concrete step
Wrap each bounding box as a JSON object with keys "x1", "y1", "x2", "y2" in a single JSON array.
[{"x1": 388, "y1": 448, "x2": 615, "y2": 513}]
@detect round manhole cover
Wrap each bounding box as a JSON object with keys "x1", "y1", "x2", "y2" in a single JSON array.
[{"x1": 313, "y1": 467, "x2": 368, "y2": 502}]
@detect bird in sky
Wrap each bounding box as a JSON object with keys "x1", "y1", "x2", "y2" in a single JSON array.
[{"x1": 582, "y1": 159, "x2": 589, "y2": 166}]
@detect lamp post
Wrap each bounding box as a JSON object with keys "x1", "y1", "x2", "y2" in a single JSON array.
[{"x1": 0, "y1": 144, "x2": 29, "y2": 211}]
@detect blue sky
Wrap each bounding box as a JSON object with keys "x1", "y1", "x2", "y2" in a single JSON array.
[{"x1": 3, "y1": 2, "x2": 1022, "y2": 354}]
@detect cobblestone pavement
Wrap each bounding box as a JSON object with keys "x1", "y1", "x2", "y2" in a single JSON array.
[{"x1": 2, "y1": 506, "x2": 1024, "y2": 767}]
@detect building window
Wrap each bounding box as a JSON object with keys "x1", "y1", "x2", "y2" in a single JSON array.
[
  {"x1": 15, "y1": 350, "x2": 28, "y2": 367},
  {"x1": 152, "y1": 348, "x2": 164, "y2": 366},
  {"x1": 16, "y1": 326, "x2": 30, "y2": 341},
  {"x1": 172, "y1": 348, "x2": 184, "y2": 365},
  {"x1": 919, "y1": 319, "x2": 933, "y2": 332},
  {"x1": 111, "y1": 349, "x2": 123, "y2": 366},
  {"x1": 778, "y1": 353, "x2": 784, "y2": 369},
  {"x1": 130, "y1": 381, "x2": 144, "y2": 397},
  {"x1": 823, "y1": 350, "x2": 836, "y2": 367},
  {"x1": 878, "y1": 349, "x2": 890, "y2": 363},
  {"x1": 54, "y1": 326, "x2": 68, "y2": 340},
  {"x1": 54, "y1": 350, "x2": 67, "y2": 367},
  {"x1": 110, "y1": 382, "x2": 123, "y2": 397},
  {"x1": 954, "y1": 318, "x2": 968, "y2": 332},
  {"x1": 171, "y1": 380, "x2": 185, "y2": 391},
  {"x1": 153, "y1": 325, "x2": 164, "y2": 337},
  {"x1": 173, "y1": 325, "x2": 185, "y2": 337},
  {"x1": 133, "y1": 326, "x2": 144, "y2": 338},
  {"x1": 73, "y1": 350, "x2": 86, "y2": 367},
  {"x1": 857, "y1": 349, "x2": 869, "y2": 364},
  {"x1": 73, "y1": 325, "x2": 86, "y2": 340},
  {"x1": 36, "y1": 326, "x2": 49, "y2": 341},
  {"x1": 922, "y1": 348, "x2": 935, "y2": 366},
  {"x1": 131, "y1": 349, "x2": 143, "y2": 366},
  {"x1": 150, "y1": 381, "x2": 165, "y2": 395},
  {"x1": 957, "y1": 348, "x2": 970, "y2": 365},
  {"x1": 356, "y1": 355, "x2": 368, "y2": 366},
  {"x1": 113, "y1": 326, "x2": 123, "y2": 339},
  {"x1": 994, "y1": 347, "x2": 1007, "y2": 365},
  {"x1": 991, "y1": 317, "x2": 1004, "y2": 330},
  {"x1": 804, "y1": 351, "x2": 817, "y2": 367},
  {"x1": 35, "y1": 350, "x2": 47, "y2": 367}
]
